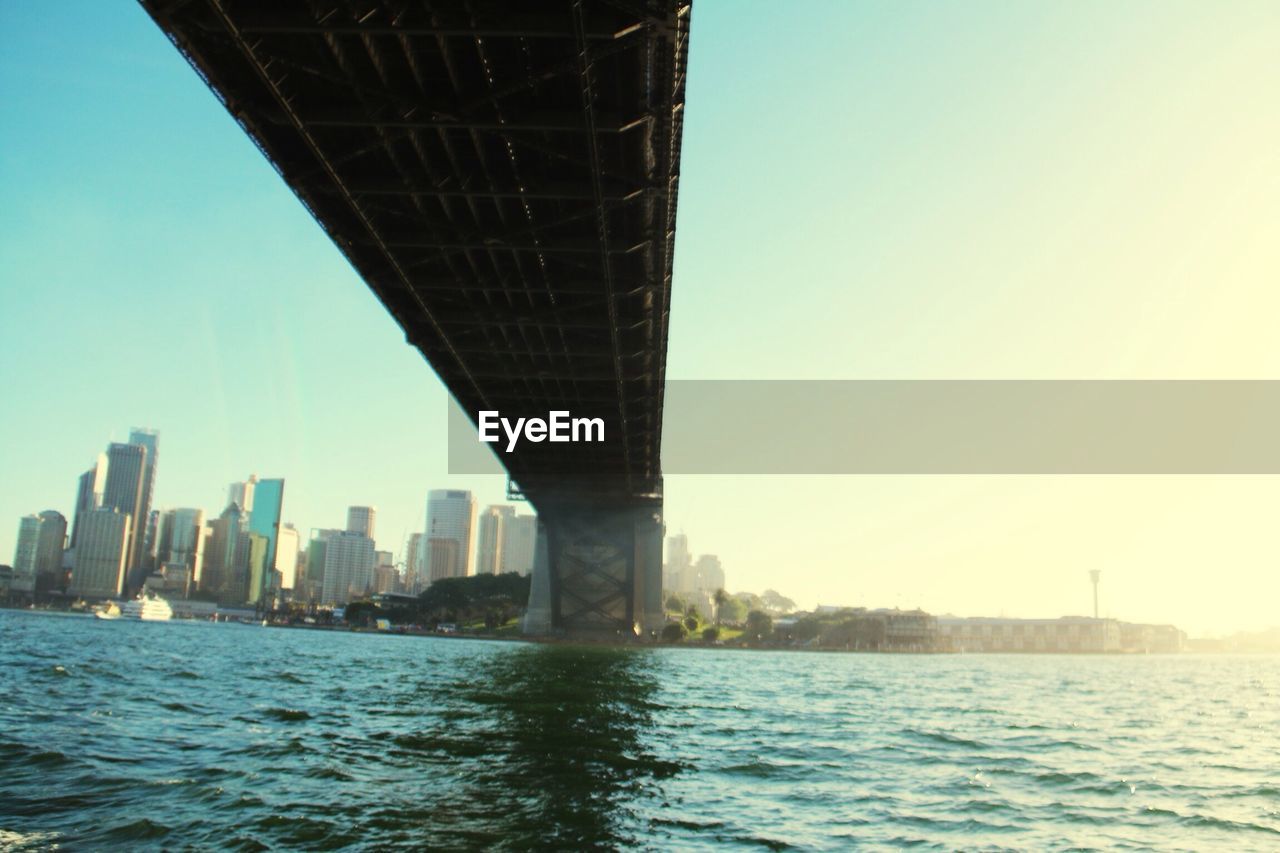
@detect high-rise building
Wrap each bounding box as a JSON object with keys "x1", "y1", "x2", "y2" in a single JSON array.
[
  {"x1": 70, "y1": 454, "x2": 107, "y2": 548},
  {"x1": 423, "y1": 490, "x2": 476, "y2": 583},
  {"x1": 300, "y1": 528, "x2": 342, "y2": 603},
  {"x1": 665, "y1": 533, "x2": 693, "y2": 593},
  {"x1": 201, "y1": 503, "x2": 250, "y2": 603},
  {"x1": 693, "y1": 554, "x2": 725, "y2": 592},
  {"x1": 427, "y1": 538, "x2": 460, "y2": 585},
  {"x1": 156, "y1": 508, "x2": 206, "y2": 584},
  {"x1": 34, "y1": 510, "x2": 67, "y2": 592},
  {"x1": 11, "y1": 515, "x2": 42, "y2": 593},
  {"x1": 128, "y1": 428, "x2": 160, "y2": 573},
  {"x1": 476, "y1": 505, "x2": 517, "y2": 575},
  {"x1": 247, "y1": 478, "x2": 284, "y2": 603},
  {"x1": 346, "y1": 506, "x2": 376, "y2": 541},
  {"x1": 69, "y1": 508, "x2": 131, "y2": 599},
  {"x1": 404, "y1": 532, "x2": 424, "y2": 593},
  {"x1": 246, "y1": 532, "x2": 271, "y2": 606},
  {"x1": 276, "y1": 524, "x2": 300, "y2": 590},
  {"x1": 228, "y1": 475, "x2": 256, "y2": 514},
  {"x1": 141, "y1": 509, "x2": 161, "y2": 572},
  {"x1": 501, "y1": 514, "x2": 538, "y2": 576},
  {"x1": 320, "y1": 531, "x2": 375, "y2": 605},
  {"x1": 102, "y1": 442, "x2": 147, "y2": 577},
  {"x1": 373, "y1": 551, "x2": 399, "y2": 594}
]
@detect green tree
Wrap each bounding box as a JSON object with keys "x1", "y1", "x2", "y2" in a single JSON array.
[
  {"x1": 661, "y1": 622, "x2": 687, "y2": 643},
  {"x1": 682, "y1": 613, "x2": 699, "y2": 633},
  {"x1": 713, "y1": 588, "x2": 730, "y2": 627},
  {"x1": 745, "y1": 610, "x2": 773, "y2": 643},
  {"x1": 702, "y1": 626, "x2": 720, "y2": 642},
  {"x1": 761, "y1": 589, "x2": 797, "y2": 614},
  {"x1": 419, "y1": 572, "x2": 532, "y2": 625},
  {"x1": 718, "y1": 596, "x2": 748, "y2": 625}
]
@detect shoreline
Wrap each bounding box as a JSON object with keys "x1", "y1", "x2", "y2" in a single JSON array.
[{"x1": 2, "y1": 607, "x2": 1227, "y2": 655}]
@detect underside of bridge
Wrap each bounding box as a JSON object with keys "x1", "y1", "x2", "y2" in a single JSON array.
[{"x1": 142, "y1": 0, "x2": 689, "y2": 636}]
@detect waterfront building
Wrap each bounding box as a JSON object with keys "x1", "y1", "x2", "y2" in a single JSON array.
[
  {"x1": 320, "y1": 531, "x2": 376, "y2": 605},
  {"x1": 346, "y1": 506, "x2": 376, "y2": 541},
  {"x1": 68, "y1": 508, "x2": 131, "y2": 599},
  {"x1": 70, "y1": 453, "x2": 107, "y2": 548},
  {"x1": 12, "y1": 511, "x2": 70, "y2": 594},
  {"x1": 423, "y1": 490, "x2": 475, "y2": 582},
  {"x1": 476, "y1": 505, "x2": 516, "y2": 575},
  {"x1": 1119, "y1": 622, "x2": 1187, "y2": 653},
  {"x1": 937, "y1": 616, "x2": 1123, "y2": 653},
  {"x1": 500, "y1": 514, "x2": 537, "y2": 576}
]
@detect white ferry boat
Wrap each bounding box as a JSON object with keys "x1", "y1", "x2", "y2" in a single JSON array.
[{"x1": 94, "y1": 593, "x2": 175, "y2": 622}]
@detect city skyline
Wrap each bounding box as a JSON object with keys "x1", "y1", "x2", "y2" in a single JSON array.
[
  {"x1": 3, "y1": 1, "x2": 1279, "y2": 635},
  {"x1": 7, "y1": 414, "x2": 607, "y2": 601}
]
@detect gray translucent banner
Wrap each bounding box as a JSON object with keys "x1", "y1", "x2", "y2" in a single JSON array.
[{"x1": 448, "y1": 380, "x2": 1280, "y2": 474}]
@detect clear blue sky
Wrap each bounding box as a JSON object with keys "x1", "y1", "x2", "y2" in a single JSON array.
[{"x1": 3, "y1": 1, "x2": 1278, "y2": 634}]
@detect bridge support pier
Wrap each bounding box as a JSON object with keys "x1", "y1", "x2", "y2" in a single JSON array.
[{"x1": 523, "y1": 504, "x2": 665, "y2": 639}]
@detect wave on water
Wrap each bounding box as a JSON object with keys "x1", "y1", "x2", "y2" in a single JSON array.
[{"x1": 2, "y1": 609, "x2": 1278, "y2": 850}]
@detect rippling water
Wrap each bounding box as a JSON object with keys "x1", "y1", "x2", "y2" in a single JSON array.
[{"x1": 1, "y1": 611, "x2": 1277, "y2": 850}]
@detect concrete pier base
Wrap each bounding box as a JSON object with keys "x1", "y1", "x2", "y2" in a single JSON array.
[{"x1": 523, "y1": 504, "x2": 664, "y2": 639}]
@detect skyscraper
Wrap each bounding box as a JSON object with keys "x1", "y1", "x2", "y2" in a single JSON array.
[
  {"x1": 201, "y1": 503, "x2": 250, "y2": 603},
  {"x1": 69, "y1": 508, "x2": 131, "y2": 599},
  {"x1": 156, "y1": 508, "x2": 206, "y2": 594},
  {"x1": 34, "y1": 510, "x2": 67, "y2": 592},
  {"x1": 423, "y1": 490, "x2": 476, "y2": 583},
  {"x1": 11, "y1": 515, "x2": 42, "y2": 593},
  {"x1": 247, "y1": 478, "x2": 284, "y2": 603},
  {"x1": 246, "y1": 532, "x2": 271, "y2": 606},
  {"x1": 276, "y1": 524, "x2": 300, "y2": 590},
  {"x1": 665, "y1": 533, "x2": 692, "y2": 593},
  {"x1": 102, "y1": 442, "x2": 146, "y2": 580},
  {"x1": 301, "y1": 528, "x2": 342, "y2": 603},
  {"x1": 404, "y1": 532, "x2": 424, "y2": 593},
  {"x1": 227, "y1": 475, "x2": 256, "y2": 513},
  {"x1": 476, "y1": 505, "x2": 516, "y2": 575},
  {"x1": 693, "y1": 554, "x2": 725, "y2": 592},
  {"x1": 346, "y1": 506, "x2": 376, "y2": 541},
  {"x1": 500, "y1": 514, "x2": 538, "y2": 576},
  {"x1": 128, "y1": 428, "x2": 160, "y2": 573},
  {"x1": 373, "y1": 551, "x2": 398, "y2": 594},
  {"x1": 70, "y1": 453, "x2": 107, "y2": 548},
  {"x1": 157, "y1": 508, "x2": 204, "y2": 567},
  {"x1": 320, "y1": 531, "x2": 375, "y2": 605}
]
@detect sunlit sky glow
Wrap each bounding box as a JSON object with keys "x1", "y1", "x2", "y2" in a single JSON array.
[{"x1": 2, "y1": 1, "x2": 1277, "y2": 635}]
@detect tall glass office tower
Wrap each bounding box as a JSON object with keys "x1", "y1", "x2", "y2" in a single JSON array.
[
  {"x1": 247, "y1": 478, "x2": 284, "y2": 602},
  {"x1": 127, "y1": 428, "x2": 159, "y2": 571}
]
